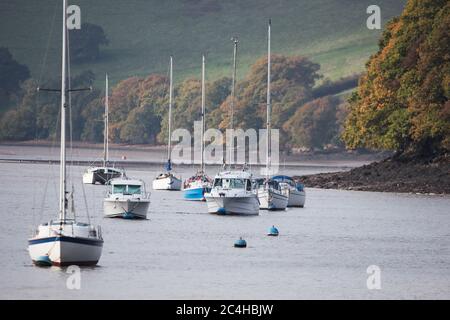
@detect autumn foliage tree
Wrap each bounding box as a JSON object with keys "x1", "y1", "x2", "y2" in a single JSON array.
[
  {"x1": 343, "y1": 0, "x2": 450, "y2": 156},
  {"x1": 218, "y1": 55, "x2": 321, "y2": 132}
]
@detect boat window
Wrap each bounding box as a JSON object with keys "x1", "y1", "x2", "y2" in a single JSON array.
[
  {"x1": 214, "y1": 178, "x2": 222, "y2": 187},
  {"x1": 246, "y1": 179, "x2": 252, "y2": 191},
  {"x1": 113, "y1": 184, "x2": 126, "y2": 193},
  {"x1": 231, "y1": 179, "x2": 245, "y2": 189},
  {"x1": 127, "y1": 185, "x2": 141, "y2": 194}
]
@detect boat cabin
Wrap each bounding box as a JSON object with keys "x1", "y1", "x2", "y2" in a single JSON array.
[{"x1": 109, "y1": 178, "x2": 146, "y2": 196}]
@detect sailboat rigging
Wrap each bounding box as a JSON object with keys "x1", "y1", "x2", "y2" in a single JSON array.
[
  {"x1": 153, "y1": 56, "x2": 182, "y2": 191},
  {"x1": 82, "y1": 74, "x2": 123, "y2": 185},
  {"x1": 257, "y1": 19, "x2": 289, "y2": 211},
  {"x1": 28, "y1": 0, "x2": 104, "y2": 267},
  {"x1": 183, "y1": 55, "x2": 212, "y2": 201}
]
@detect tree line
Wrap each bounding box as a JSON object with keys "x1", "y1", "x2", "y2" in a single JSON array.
[
  {"x1": 1, "y1": 0, "x2": 447, "y2": 157},
  {"x1": 0, "y1": 52, "x2": 350, "y2": 151}
]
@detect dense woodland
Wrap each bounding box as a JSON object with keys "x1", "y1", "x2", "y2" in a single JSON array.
[
  {"x1": 343, "y1": 0, "x2": 449, "y2": 156},
  {"x1": 0, "y1": 0, "x2": 448, "y2": 157}
]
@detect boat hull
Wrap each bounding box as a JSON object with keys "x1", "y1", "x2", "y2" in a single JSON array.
[
  {"x1": 206, "y1": 195, "x2": 260, "y2": 215},
  {"x1": 183, "y1": 186, "x2": 209, "y2": 201},
  {"x1": 103, "y1": 198, "x2": 150, "y2": 219},
  {"x1": 152, "y1": 176, "x2": 182, "y2": 191},
  {"x1": 287, "y1": 189, "x2": 306, "y2": 207},
  {"x1": 258, "y1": 188, "x2": 288, "y2": 210},
  {"x1": 28, "y1": 236, "x2": 103, "y2": 266}
]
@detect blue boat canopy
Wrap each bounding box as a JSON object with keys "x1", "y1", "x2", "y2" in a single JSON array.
[{"x1": 272, "y1": 175, "x2": 294, "y2": 182}]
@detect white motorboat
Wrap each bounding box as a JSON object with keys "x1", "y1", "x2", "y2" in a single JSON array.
[
  {"x1": 83, "y1": 74, "x2": 123, "y2": 185},
  {"x1": 29, "y1": 0, "x2": 103, "y2": 267},
  {"x1": 257, "y1": 19, "x2": 288, "y2": 211},
  {"x1": 272, "y1": 175, "x2": 306, "y2": 207},
  {"x1": 183, "y1": 55, "x2": 211, "y2": 200},
  {"x1": 153, "y1": 57, "x2": 182, "y2": 191},
  {"x1": 104, "y1": 177, "x2": 150, "y2": 219},
  {"x1": 205, "y1": 170, "x2": 259, "y2": 216}
]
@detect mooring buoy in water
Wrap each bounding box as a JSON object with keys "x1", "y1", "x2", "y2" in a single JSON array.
[
  {"x1": 234, "y1": 237, "x2": 247, "y2": 248},
  {"x1": 35, "y1": 255, "x2": 52, "y2": 267},
  {"x1": 268, "y1": 225, "x2": 279, "y2": 236}
]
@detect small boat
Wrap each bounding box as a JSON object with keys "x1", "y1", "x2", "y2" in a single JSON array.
[
  {"x1": 153, "y1": 171, "x2": 182, "y2": 191},
  {"x1": 153, "y1": 57, "x2": 182, "y2": 191},
  {"x1": 83, "y1": 166, "x2": 124, "y2": 185},
  {"x1": 205, "y1": 170, "x2": 260, "y2": 215},
  {"x1": 257, "y1": 19, "x2": 288, "y2": 211},
  {"x1": 183, "y1": 171, "x2": 212, "y2": 201},
  {"x1": 83, "y1": 74, "x2": 123, "y2": 185},
  {"x1": 103, "y1": 177, "x2": 150, "y2": 219},
  {"x1": 183, "y1": 55, "x2": 211, "y2": 200},
  {"x1": 256, "y1": 178, "x2": 289, "y2": 210},
  {"x1": 272, "y1": 175, "x2": 306, "y2": 207},
  {"x1": 29, "y1": 0, "x2": 103, "y2": 267}
]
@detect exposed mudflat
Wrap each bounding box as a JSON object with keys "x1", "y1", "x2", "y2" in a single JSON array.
[{"x1": 296, "y1": 154, "x2": 450, "y2": 195}]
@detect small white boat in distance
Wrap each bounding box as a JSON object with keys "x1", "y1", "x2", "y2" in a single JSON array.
[
  {"x1": 153, "y1": 57, "x2": 182, "y2": 191},
  {"x1": 153, "y1": 171, "x2": 182, "y2": 191},
  {"x1": 272, "y1": 175, "x2": 306, "y2": 207},
  {"x1": 205, "y1": 170, "x2": 260, "y2": 216},
  {"x1": 104, "y1": 177, "x2": 150, "y2": 219},
  {"x1": 256, "y1": 178, "x2": 289, "y2": 210},
  {"x1": 83, "y1": 74, "x2": 124, "y2": 185},
  {"x1": 83, "y1": 166, "x2": 123, "y2": 185}
]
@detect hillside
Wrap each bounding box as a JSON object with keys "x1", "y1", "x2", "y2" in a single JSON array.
[{"x1": 0, "y1": 0, "x2": 405, "y2": 86}]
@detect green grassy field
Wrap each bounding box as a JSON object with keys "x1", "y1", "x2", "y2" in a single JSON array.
[{"x1": 0, "y1": 0, "x2": 405, "y2": 87}]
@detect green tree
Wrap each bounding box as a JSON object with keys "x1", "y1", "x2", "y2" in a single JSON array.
[
  {"x1": 283, "y1": 96, "x2": 340, "y2": 149},
  {"x1": 0, "y1": 47, "x2": 30, "y2": 110},
  {"x1": 69, "y1": 23, "x2": 109, "y2": 63}
]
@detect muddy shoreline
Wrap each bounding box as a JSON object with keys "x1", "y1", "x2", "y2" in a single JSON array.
[{"x1": 295, "y1": 154, "x2": 450, "y2": 195}]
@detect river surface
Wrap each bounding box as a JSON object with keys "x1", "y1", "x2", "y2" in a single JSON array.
[{"x1": 0, "y1": 158, "x2": 449, "y2": 299}]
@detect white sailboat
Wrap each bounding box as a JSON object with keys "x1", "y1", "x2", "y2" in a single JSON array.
[
  {"x1": 153, "y1": 56, "x2": 182, "y2": 191},
  {"x1": 257, "y1": 19, "x2": 288, "y2": 211},
  {"x1": 272, "y1": 175, "x2": 306, "y2": 207},
  {"x1": 82, "y1": 74, "x2": 124, "y2": 185},
  {"x1": 205, "y1": 38, "x2": 259, "y2": 215},
  {"x1": 28, "y1": 0, "x2": 103, "y2": 266},
  {"x1": 103, "y1": 177, "x2": 151, "y2": 219},
  {"x1": 183, "y1": 55, "x2": 212, "y2": 201}
]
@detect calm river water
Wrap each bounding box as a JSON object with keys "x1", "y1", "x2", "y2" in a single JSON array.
[{"x1": 0, "y1": 159, "x2": 448, "y2": 299}]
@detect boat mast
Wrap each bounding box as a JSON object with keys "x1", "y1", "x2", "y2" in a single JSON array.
[
  {"x1": 229, "y1": 37, "x2": 238, "y2": 169},
  {"x1": 266, "y1": 19, "x2": 272, "y2": 179},
  {"x1": 167, "y1": 56, "x2": 173, "y2": 169},
  {"x1": 103, "y1": 73, "x2": 109, "y2": 167},
  {"x1": 59, "y1": 0, "x2": 68, "y2": 221},
  {"x1": 201, "y1": 55, "x2": 206, "y2": 173}
]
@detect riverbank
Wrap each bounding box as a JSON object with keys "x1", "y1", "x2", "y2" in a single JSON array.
[{"x1": 296, "y1": 154, "x2": 450, "y2": 195}]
